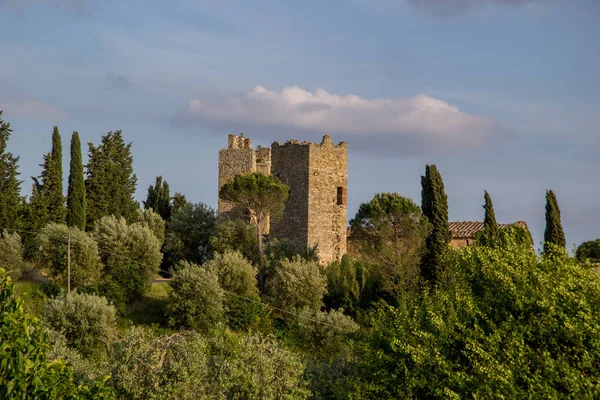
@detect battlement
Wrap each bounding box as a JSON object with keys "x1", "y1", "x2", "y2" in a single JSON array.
[
  {"x1": 271, "y1": 135, "x2": 348, "y2": 150},
  {"x1": 228, "y1": 134, "x2": 252, "y2": 149}
]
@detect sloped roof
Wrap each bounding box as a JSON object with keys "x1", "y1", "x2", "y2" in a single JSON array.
[{"x1": 449, "y1": 221, "x2": 529, "y2": 239}]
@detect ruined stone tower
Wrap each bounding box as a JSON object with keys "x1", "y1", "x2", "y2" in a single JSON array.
[{"x1": 218, "y1": 134, "x2": 347, "y2": 265}]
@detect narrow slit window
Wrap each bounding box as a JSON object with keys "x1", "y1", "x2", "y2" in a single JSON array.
[{"x1": 337, "y1": 187, "x2": 347, "y2": 206}]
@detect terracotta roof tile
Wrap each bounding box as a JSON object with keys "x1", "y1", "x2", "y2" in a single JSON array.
[{"x1": 449, "y1": 221, "x2": 528, "y2": 239}]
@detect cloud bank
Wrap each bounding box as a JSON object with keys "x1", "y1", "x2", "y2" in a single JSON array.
[
  {"x1": 0, "y1": 98, "x2": 65, "y2": 122},
  {"x1": 406, "y1": 0, "x2": 547, "y2": 16},
  {"x1": 175, "y1": 85, "x2": 495, "y2": 155}
]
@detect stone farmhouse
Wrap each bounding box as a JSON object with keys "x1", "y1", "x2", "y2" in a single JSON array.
[
  {"x1": 218, "y1": 134, "x2": 348, "y2": 265},
  {"x1": 449, "y1": 221, "x2": 531, "y2": 248}
]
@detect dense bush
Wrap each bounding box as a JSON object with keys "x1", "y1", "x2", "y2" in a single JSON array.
[
  {"x1": 267, "y1": 256, "x2": 327, "y2": 313},
  {"x1": 110, "y1": 327, "x2": 210, "y2": 400},
  {"x1": 576, "y1": 239, "x2": 600, "y2": 264},
  {"x1": 324, "y1": 255, "x2": 380, "y2": 313},
  {"x1": 43, "y1": 293, "x2": 117, "y2": 360},
  {"x1": 109, "y1": 326, "x2": 310, "y2": 400},
  {"x1": 210, "y1": 218, "x2": 259, "y2": 264},
  {"x1": 351, "y1": 241, "x2": 600, "y2": 398},
  {"x1": 164, "y1": 202, "x2": 216, "y2": 267},
  {"x1": 206, "y1": 250, "x2": 258, "y2": 297},
  {"x1": 293, "y1": 307, "x2": 359, "y2": 357},
  {"x1": 94, "y1": 215, "x2": 162, "y2": 302},
  {"x1": 37, "y1": 223, "x2": 102, "y2": 288},
  {"x1": 168, "y1": 261, "x2": 225, "y2": 331},
  {"x1": 0, "y1": 268, "x2": 114, "y2": 399},
  {"x1": 135, "y1": 208, "x2": 166, "y2": 245},
  {"x1": 0, "y1": 230, "x2": 24, "y2": 280}
]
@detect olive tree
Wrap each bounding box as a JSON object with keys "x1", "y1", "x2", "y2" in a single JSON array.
[
  {"x1": 37, "y1": 223, "x2": 102, "y2": 288},
  {"x1": 168, "y1": 261, "x2": 225, "y2": 331},
  {"x1": 0, "y1": 230, "x2": 24, "y2": 279},
  {"x1": 267, "y1": 256, "x2": 327, "y2": 313}
]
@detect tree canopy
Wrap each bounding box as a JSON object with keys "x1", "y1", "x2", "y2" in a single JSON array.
[
  {"x1": 67, "y1": 131, "x2": 86, "y2": 230},
  {"x1": 219, "y1": 172, "x2": 289, "y2": 256},
  {"x1": 0, "y1": 111, "x2": 22, "y2": 230},
  {"x1": 544, "y1": 189, "x2": 566, "y2": 253}
]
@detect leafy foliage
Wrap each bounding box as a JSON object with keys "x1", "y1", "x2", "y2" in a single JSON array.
[
  {"x1": 43, "y1": 293, "x2": 117, "y2": 360},
  {"x1": 478, "y1": 190, "x2": 499, "y2": 247},
  {"x1": 576, "y1": 239, "x2": 600, "y2": 264},
  {"x1": 267, "y1": 256, "x2": 327, "y2": 313},
  {"x1": 135, "y1": 208, "x2": 166, "y2": 246},
  {"x1": 324, "y1": 255, "x2": 379, "y2": 313},
  {"x1": 219, "y1": 172, "x2": 289, "y2": 255},
  {"x1": 293, "y1": 307, "x2": 359, "y2": 357},
  {"x1": 67, "y1": 131, "x2": 86, "y2": 230},
  {"x1": 0, "y1": 111, "x2": 22, "y2": 231},
  {"x1": 210, "y1": 217, "x2": 259, "y2": 265},
  {"x1": 110, "y1": 326, "x2": 309, "y2": 400},
  {"x1": 164, "y1": 202, "x2": 216, "y2": 268},
  {"x1": 351, "y1": 241, "x2": 600, "y2": 398},
  {"x1": 168, "y1": 261, "x2": 225, "y2": 331},
  {"x1": 206, "y1": 250, "x2": 258, "y2": 298},
  {"x1": 93, "y1": 215, "x2": 162, "y2": 303},
  {"x1": 85, "y1": 130, "x2": 138, "y2": 227},
  {"x1": 420, "y1": 164, "x2": 450, "y2": 284},
  {"x1": 544, "y1": 189, "x2": 566, "y2": 253},
  {"x1": 37, "y1": 223, "x2": 102, "y2": 288},
  {"x1": 143, "y1": 175, "x2": 172, "y2": 221},
  {"x1": 0, "y1": 268, "x2": 114, "y2": 399},
  {"x1": 0, "y1": 230, "x2": 24, "y2": 280},
  {"x1": 349, "y1": 192, "x2": 430, "y2": 296}
]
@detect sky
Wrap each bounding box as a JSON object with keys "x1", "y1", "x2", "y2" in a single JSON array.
[{"x1": 0, "y1": 0, "x2": 598, "y2": 251}]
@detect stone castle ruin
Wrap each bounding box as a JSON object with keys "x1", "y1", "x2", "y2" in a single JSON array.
[{"x1": 218, "y1": 134, "x2": 348, "y2": 265}]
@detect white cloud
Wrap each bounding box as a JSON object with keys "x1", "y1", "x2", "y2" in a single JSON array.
[
  {"x1": 177, "y1": 85, "x2": 495, "y2": 153},
  {"x1": 0, "y1": 98, "x2": 65, "y2": 122}
]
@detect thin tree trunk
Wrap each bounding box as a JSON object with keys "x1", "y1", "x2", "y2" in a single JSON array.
[{"x1": 256, "y1": 223, "x2": 265, "y2": 292}]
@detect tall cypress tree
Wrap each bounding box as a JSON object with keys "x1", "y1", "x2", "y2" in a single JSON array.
[
  {"x1": 85, "y1": 130, "x2": 138, "y2": 227},
  {"x1": 143, "y1": 176, "x2": 171, "y2": 221},
  {"x1": 0, "y1": 111, "x2": 22, "y2": 230},
  {"x1": 479, "y1": 191, "x2": 499, "y2": 247},
  {"x1": 420, "y1": 164, "x2": 450, "y2": 284},
  {"x1": 544, "y1": 189, "x2": 566, "y2": 253},
  {"x1": 43, "y1": 127, "x2": 65, "y2": 223},
  {"x1": 67, "y1": 131, "x2": 86, "y2": 230}
]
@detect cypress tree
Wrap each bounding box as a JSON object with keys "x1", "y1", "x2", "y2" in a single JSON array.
[
  {"x1": 544, "y1": 189, "x2": 566, "y2": 253},
  {"x1": 67, "y1": 131, "x2": 86, "y2": 230},
  {"x1": 479, "y1": 191, "x2": 499, "y2": 247},
  {"x1": 43, "y1": 127, "x2": 65, "y2": 223},
  {"x1": 0, "y1": 111, "x2": 22, "y2": 230},
  {"x1": 85, "y1": 130, "x2": 138, "y2": 227},
  {"x1": 420, "y1": 165, "x2": 450, "y2": 284},
  {"x1": 143, "y1": 176, "x2": 171, "y2": 221}
]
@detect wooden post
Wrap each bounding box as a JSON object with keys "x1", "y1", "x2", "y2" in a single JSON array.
[{"x1": 67, "y1": 231, "x2": 71, "y2": 294}]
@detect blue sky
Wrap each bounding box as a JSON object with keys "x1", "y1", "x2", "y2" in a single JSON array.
[{"x1": 1, "y1": 0, "x2": 598, "y2": 250}]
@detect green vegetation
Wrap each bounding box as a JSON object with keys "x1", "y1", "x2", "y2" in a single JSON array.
[
  {"x1": 219, "y1": 172, "x2": 289, "y2": 256},
  {"x1": 478, "y1": 190, "x2": 499, "y2": 247},
  {"x1": 577, "y1": 239, "x2": 600, "y2": 264},
  {"x1": 85, "y1": 130, "x2": 138, "y2": 227},
  {"x1": 0, "y1": 111, "x2": 22, "y2": 231},
  {"x1": 143, "y1": 175, "x2": 172, "y2": 221},
  {"x1": 544, "y1": 189, "x2": 567, "y2": 253},
  {"x1": 420, "y1": 164, "x2": 450, "y2": 284},
  {"x1": 67, "y1": 131, "x2": 86, "y2": 230}
]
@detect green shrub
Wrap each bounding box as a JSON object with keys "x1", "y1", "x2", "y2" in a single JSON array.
[
  {"x1": 294, "y1": 308, "x2": 359, "y2": 357},
  {"x1": 94, "y1": 215, "x2": 162, "y2": 302},
  {"x1": 210, "y1": 217, "x2": 259, "y2": 264},
  {"x1": 0, "y1": 268, "x2": 114, "y2": 399},
  {"x1": 351, "y1": 241, "x2": 600, "y2": 398},
  {"x1": 37, "y1": 223, "x2": 102, "y2": 288},
  {"x1": 267, "y1": 256, "x2": 327, "y2": 313},
  {"x1": 168, "y1": 261, "x2": 225, "y2": 331},
  {"x1": 135, "y1": 208, "x2": 166, "y2": 245},
  {"x1": 205, "y1": 326, "x2": 310, "y2": 399},
  {"x1": 206, "y1": 250, "x2": 258, "y2": 297},
  {"x1": 110, "y1": 327, "x2": 210, "y2": 400},
  {"x1": 0, "y1": 230, "x2": 24, "y2": 279},
  {"x1": 576, "y1": 239, "x2": 600, "y2": 264},
  {"x1": 42, "y1": 292, "x2": 117, "y2": 359}
]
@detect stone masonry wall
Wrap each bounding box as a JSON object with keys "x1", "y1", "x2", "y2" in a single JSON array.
[
  {"x1": 218, "y1": 135, "x2": 256, "y2": 213},
  {"x1": 307, "y1": 136, "x2": 348, "y2": 265},
  {"x1": 269, "y1": 140, "x2": 310, "y2": 247}
]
